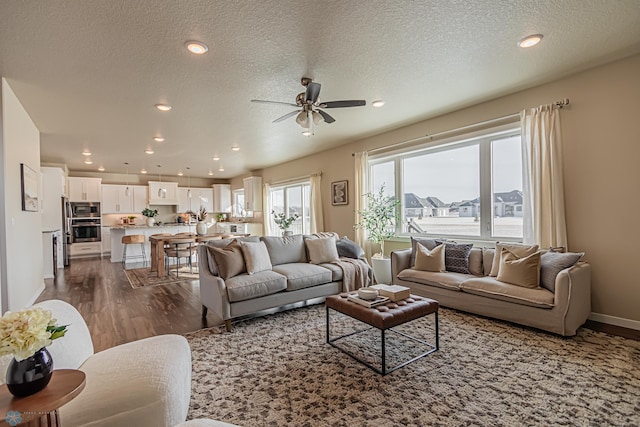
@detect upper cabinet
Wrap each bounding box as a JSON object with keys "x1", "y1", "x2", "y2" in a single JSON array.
[
  {"x1": 212, "y1": 184, "x2": 231, "y2": 213},
  {"x1": 102, "y1": 184, "x2": 147, "y2": 214},
  {"x1": 176, "y1": 187, "x2": 213, "y2": 213},
  {"x1": 148, "y1": 181, "x2": 178, "y2": 205},
  {"x1": 177, "y1": 188, "x2": 192, "y2": 213},
  {"x1": 68, "y1": 177, "x2": 102, "y2": 202},
  {"x1": 132, "y1": 185, "x2": 148, "y2": 213},
  {"x1": 243, "y1": 176, "x2": 262, "y2": 212}
]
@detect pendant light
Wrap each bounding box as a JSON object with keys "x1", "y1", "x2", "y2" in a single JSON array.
[
  {"x1": 157, "y1": 165, "x2": 167, "y2": 198},
  {"x1": 186, "y1": 167, "x2": 192, "y2": 198},
  {"x1": 124, "y1": 162, "x2": 131, "y2": 196}
]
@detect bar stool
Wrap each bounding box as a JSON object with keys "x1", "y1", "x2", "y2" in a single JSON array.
[
  {"x1": 165, "y1": 236, "x2": 197, "y2": 277},
  {"x1": 121, "y1": 234, "x2": 147, "y2": 266}
]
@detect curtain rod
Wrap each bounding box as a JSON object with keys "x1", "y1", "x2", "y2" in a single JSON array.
[
  {"x1": 270, "y1": 172, "x2": 321, "y2": 186},
  {"x1": 354, "y1": 98, "x2": 570, "y2": 157}
]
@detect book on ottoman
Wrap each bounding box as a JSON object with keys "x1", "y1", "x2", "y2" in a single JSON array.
[
  {"x1": 347, "y1": 294, "x2": 390, "y2": 308},
  {"x1": 370, "y1": 284, "x2": 410, "y2": 302}
]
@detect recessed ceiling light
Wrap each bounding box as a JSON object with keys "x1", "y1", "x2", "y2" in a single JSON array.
[
  {"x1": 84, "y1": 159, "x2": 93, "y2": 165},
  {"x1": 155, "y1": 104, "x2": 172, "y2": 112},
  {"x1": 98, "y1": 166, "x2": 105, "y2": 171},
  {"x1": 82, "y1": 150, "x2": 91, "y2": 156},
  {"x1": 153, "y1": 136, "x2": 165, "y2": 142},
  {"x1": 372, "y1": 100, "x2": 385, "y2": 108},
  {"x1": 302, "y1": 130, "x2": 312, "y2": 137},
  {"x1": 140, "y1": 168, "x2": 147, "y2": 174},
  {"x1": 212, "y1": 155, "x2": 220, "y2": 161},
  {"x1": 208, "y1": 170, "x2": 213, "y2": 176},
  {"x1": 231, "y1": 145, "x2": 240, "y2": 151},
  {"x1": 178, "y1": 171, "x2": 184, "y2": 176},
  {"x1": 219, "y1": 166, "x2": 225, "y2": 172},
  {"x1": 185, "y1": 40, "x2": 209, "y2": 55},
  {"x1": 145, "y1": 148, "x2": 154, "y2": 154},
  {"x1": 518, "y1": 34, "x2": 543, "y2": 48}
]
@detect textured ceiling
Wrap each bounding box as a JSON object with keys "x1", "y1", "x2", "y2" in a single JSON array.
[{"x1": 1, "y1": 0, "x2": 639, "y2": 178}]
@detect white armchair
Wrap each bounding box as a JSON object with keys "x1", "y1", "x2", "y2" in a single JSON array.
[{"x1": 2, "y1": 300, "x2": 192, "y2": 427}]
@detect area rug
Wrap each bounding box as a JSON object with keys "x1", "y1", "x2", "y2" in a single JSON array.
[
  {"x1": 186, "y1": 304, "x2": 640, "y2": 427},
  {"x1": 125, "y1": 266, "x2": 199, "y2": 288}
]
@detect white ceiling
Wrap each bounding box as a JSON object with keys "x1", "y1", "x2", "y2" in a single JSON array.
[{"x1": 1, "y1": 0, "x2": 639, "y2": 179}]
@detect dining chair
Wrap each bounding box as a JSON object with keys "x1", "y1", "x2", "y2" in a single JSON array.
[{"x1": 164, "y1": 236, "x2": 197, "y2": 277}]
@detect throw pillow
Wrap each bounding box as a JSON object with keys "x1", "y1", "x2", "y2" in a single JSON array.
[
  {"x1": 489, "y1": 242, "x2": 539, "y2": 277},
  {"x1": 496, "y1": 248, "x2": 542, "y2": 289},
  {"x1": 306, "y1": 237, "x2": 340, "y2": 264},
  {"x1": 540, "y1": 251, "x2": 584, "y2": 292},
  {"x1": 208, "y1": 242, "x2": 246, "y2": 279},
  {"x1": 336, "y1": 236, "x2": 365, "y2": 259},
  {"x1": 261, "y1": 235, "x2": 306, "y2": 266},
  {"x1": 412, "y1": 242, "x2": 446, "y2": 272},
  {"x1": 436, "y1": 240, "x2": 473, "y2": 274},
  {"x1": 409, "y1": 237, "x2": 439, "y2": 267},
  {"x1": 240, "y1": 241, "x2": 273, "y2": 275}
]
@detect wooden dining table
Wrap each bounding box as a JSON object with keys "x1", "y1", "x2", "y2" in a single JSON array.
[{"x1": 148, "y1": 233, "x2": 249, "y2": 278}]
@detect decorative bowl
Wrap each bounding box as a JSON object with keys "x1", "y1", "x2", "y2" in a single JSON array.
[{"x1": 357, "y1": 288, "x2": 379, "y2": 301}]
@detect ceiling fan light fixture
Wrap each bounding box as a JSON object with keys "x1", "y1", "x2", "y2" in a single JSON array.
[
  {"x1": 372, "y1": 100, "x2": 385, "y2": 108},
  {"x1": 185, "y1": 40, "x2": 208, "y2": 55},
  {"x1": 155, "y1": 104, "x2": 172, "y2": 112},
  {"x1": 312, "y1": 111, "x2": 324, "y2": 125},
  {"x1": 302, "y1": 129, "x2": 313, "y2": 137},
  {"x1": 518, "y1": 34, "x2": 543, "y2": 48},
  {"x1": 295, "y1": 111, "x2": 309, "y2": 128}
]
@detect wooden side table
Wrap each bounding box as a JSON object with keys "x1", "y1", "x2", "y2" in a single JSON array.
[{"x1": 0, "y1": 369, "x2": 85, "y2": 427}]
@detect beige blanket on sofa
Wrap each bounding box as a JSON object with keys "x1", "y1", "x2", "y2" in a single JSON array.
[{"x1": 334, "y1": 257, "x2": 371, "y2": 292}]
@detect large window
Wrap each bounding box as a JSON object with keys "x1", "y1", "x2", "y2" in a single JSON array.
[
  {"x1": 369, "y1": 126, "x2": 523, "y2": 241},
  {"x1": 267, "y1": 181, "x2": 311, "y2": 236}
]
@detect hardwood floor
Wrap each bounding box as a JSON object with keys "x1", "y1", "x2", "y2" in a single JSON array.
[
  {"x1": 37, "y1": 257, "x2": 639, "y2": 352},
  {"x1": 37, "y1": 257, "x2": 218, "y2": 352}
]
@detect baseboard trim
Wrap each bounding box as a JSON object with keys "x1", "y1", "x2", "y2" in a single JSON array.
[{"x1": 589, "y1": 312, "x2": 640, "y2": 331}]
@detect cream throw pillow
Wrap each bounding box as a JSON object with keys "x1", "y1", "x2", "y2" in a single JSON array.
[
  {"x1": 306, "y1": 237, "x2": 340, "y2": 264},
  {"x1": 239, "y1": 241, "x2": 272, "y2": 274},
  {"x1": 496, "y1": 248, "x2": 541, "y2": 289},
  {"x1": 412, "y1": 242, "x2": 446, "y2": 272},
  {"x1": 489, "y1": 242, "x2": 539, "y2": 277}
]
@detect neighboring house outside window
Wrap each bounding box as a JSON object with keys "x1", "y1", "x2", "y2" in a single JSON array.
[
  {"x1": 368, "y1": 125, "x2": 523, "y2": 242},
  {"x1": 267, "y1": 181, "x2": 311, "y2": 236}
]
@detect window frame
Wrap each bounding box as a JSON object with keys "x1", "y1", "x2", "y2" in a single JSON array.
[
  {"x1": 267, "y1": 180, "x2": 312, "y2": 236},
  {"x1": 368, "y1": 123, "x2": 523, "y2": 243}
]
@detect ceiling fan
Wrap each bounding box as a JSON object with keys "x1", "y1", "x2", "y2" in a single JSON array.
[{"x1": 251, "y1": 77, "x2": 366, "y2": 135}]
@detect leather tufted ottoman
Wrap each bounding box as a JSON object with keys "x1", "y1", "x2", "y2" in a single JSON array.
[{"x1": 326, "y1": 292, "x2": 439, "y2": 375}]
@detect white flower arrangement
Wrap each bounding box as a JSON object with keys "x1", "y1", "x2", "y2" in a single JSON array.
[{"x1": 0, "y1": 307, "x2": 68, "y2": 361}]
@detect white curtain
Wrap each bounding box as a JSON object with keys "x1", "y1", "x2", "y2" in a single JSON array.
[
  {"x1": 262, "y1": 182, "x2": 273, "y2": 236},
  {"x1": 521, "y1": 105, "x2": 568, "y2": 248},
  {"x1": 354, "y1": 151, "x2": 368, "y2": 248},
  {"x1": 309, "y1": 173, "x2": 324, "y2": 233}
]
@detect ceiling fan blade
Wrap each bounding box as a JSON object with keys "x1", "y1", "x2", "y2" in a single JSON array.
[
  {"x1": 317, "y1": 109, "x2": 335, "y2": 124},
  {"x1": 304, "y1": 82, "x2": 321, "y2": 103},
  {"x1": 272, "y1": 110, "x2": 300, "y2": 123},
  {"x1": 251, "y1": 99, "x2": 299, "y2": 107},
  {"x1": 318, "y1": 100, "x2": 366, "y2": 108}
]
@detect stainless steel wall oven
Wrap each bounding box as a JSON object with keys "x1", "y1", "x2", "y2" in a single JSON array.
[{"x1": 71, "y1": 218, "x2": 101, "y2": 243}]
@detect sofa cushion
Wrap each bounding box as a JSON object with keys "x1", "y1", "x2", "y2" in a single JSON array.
[
  {"x1": 496, "y1": 249, "x2": 542, "y2": 289},
  {"x1": 318, "y1": 262, "x2": 343, "y2": 281},
  {"x1": 409, "y1": 237, "x2": 439, "y2": 267},
  {"x1": 489, "y1": 243, "x2": 539, "y2": 277},
  {"x1": 436, "y1": 240, "x2": 473, "y2": 274},
  {"x1": 240, "y1": 241, "x2": 272, "y2": 274},
  {"x1": 413, "y1": 242, "x2": 445, "y2": 272},
  {"x1": 208, "y1": 242, "x2": 246, "y2": 279},
  {"x1": 468, "y1": 247, "x2": 483, "y2": 276},
  {"x1": 205, "y1": 236, "x2": 260, "y2": 276},
  {"x1": 460, "y1": 277, "x2": 554, "y2": 308},
  {"x1": 225, "y1": 271, "x2": 287, "y2": 302},
  {"x1": 272, "y1": 263, "x2": 333, "y2": 291},
  {"x1": 483, "y1": 248, "x2": 495, "y2": 276},
  {"x1": 261, "y1": 235, "x2": 307, "y2": 266},
  {"x1": 540, "y1": 251, "x2": 584, "y2": 292},
  {"x1": 306, "y1": 237, "x2": 340, "y2": 264},
  {"x1": 336, "y1": 236, "x2": 365, "y2": 259},
  {"x1": 397, "y1": 269, "x2": 469, "y2": 291}
]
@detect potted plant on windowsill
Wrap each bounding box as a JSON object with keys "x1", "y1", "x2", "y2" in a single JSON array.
[
  {"x1": 141, "y1": 208, "x2": 159, "y2": 227},
  {"x1": 272, "y1": 210, "x2": 300, "y2": 237},
  {"x1": 355, "y1": 184, "x2": 400, "y2": 283}
]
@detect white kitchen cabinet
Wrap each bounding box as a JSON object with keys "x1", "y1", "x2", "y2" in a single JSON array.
[
  {"x1": 193, "y1": 188, "x2": 213, "y2": 213},
  {"x1": 102, "y1": 185, "x2": 134, "y2": 214},
  {"x1": 68, "y1": 177, "x2": 102, "y2": 202},
  {"x1": 132, "y1": 185, "x2": 148, "y2": 212},
  {"x1": 148, "y1": 181, "x2": 178, "y2": 205},
  {"x1": 177, "y1": 188, "x2": 192, "y2": 213},
  {"x1": 102, "y1": 227, "x2": 111, "y2": 254},
  {"x1": 243, "y1": 176, "x2": 262, "y2": 212},
  {"x1": 212, "y1": 184, "x2": 231, "y2": 212},
  {"x1": 70, "y1": 242, "x2": 102, "y2": 257}
]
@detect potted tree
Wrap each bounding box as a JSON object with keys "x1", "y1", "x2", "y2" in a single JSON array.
[
  {"x1": 141, "y1": 208, "x2": 158, "y2": 227},
  {"x1": 354, "y1": 184, "x2": 400, "y2": 283}
]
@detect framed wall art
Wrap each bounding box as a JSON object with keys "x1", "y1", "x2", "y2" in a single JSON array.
[
  {"x1": 331, "y1": 180, "x2": 348, "y2": 206},
  {"x1": 20, "y1": 163, "x2": 39, "y2": 212}
]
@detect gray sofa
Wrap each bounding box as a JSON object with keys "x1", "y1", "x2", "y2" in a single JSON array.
[
  {"x1": 198, "y1": 234, "x2": 370, "y2": 331},
  {"x1": 391, "y1": 245, "x2": 591, "y2": 336}
]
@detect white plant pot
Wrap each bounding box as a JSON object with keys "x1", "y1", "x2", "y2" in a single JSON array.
[
  {"x1": 282, "y1": 230, "x2": 293, "y2": 237},
  {"x1": 196, "y1": 221, "x2": 208, "y2": 236},
  {"x1": 371, "y1": 256, "x2": 392, "y2": 285},
  {"x1": 146, "y1": 217, "x2": 155, "y2": 227}
]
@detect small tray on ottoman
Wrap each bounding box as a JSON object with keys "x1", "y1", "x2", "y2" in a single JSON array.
[{"x1": 325, "y1": 292, "x2": 439, "y2": 375}]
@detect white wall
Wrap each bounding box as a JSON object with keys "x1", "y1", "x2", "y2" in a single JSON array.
[{"x1": 0, "y1": 78, "x2": 44, "y2": 312}]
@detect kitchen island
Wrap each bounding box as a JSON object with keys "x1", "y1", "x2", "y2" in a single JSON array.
[{"x1": 110, "y1": 223, "x2": 199, "y2": 264}]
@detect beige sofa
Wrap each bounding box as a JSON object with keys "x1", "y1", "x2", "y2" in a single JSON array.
[
  {"x1": 391, "y1": 246, "x2": 591, "y2": 336},
  {"x1": 199, "y1": 234, "x2": 371, "y2": 331}
]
